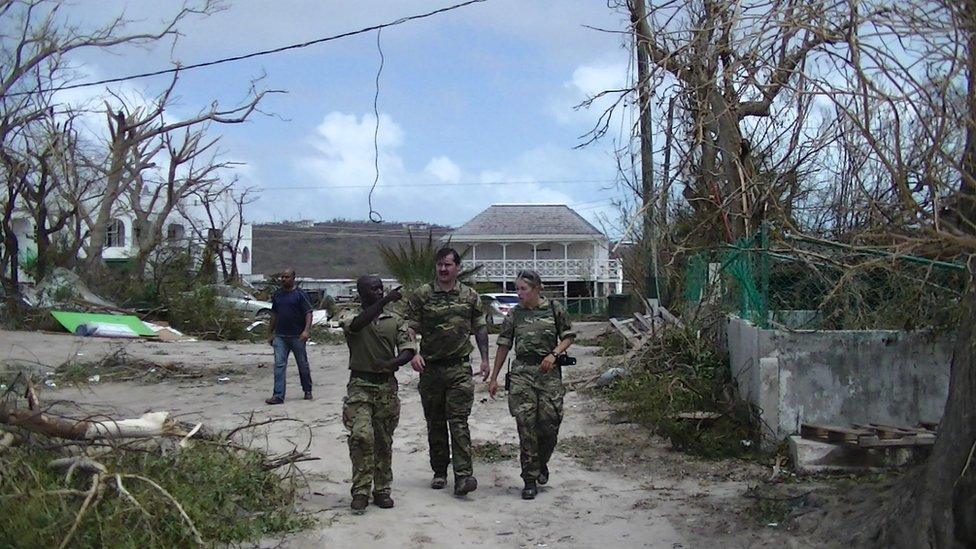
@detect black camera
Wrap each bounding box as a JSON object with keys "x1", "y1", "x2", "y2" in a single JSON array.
[{"x1": 555, "y1": 354, "x2": 576, "y2": 367}]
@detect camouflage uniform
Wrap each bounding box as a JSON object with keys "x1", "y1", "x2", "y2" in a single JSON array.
[
  {"x1": 496, "y1": 297, "x2": 575, "y2": 482},
  {"x1": 338, "y1": 305, "x2": 416, "y2": 498},
  {"x1": 404, "y1": 282, "x2": 486, "y2": 479}
]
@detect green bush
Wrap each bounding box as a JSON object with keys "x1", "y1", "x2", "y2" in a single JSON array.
[
  {"x1": 0, "y1": 443, "x2": 311, "y2": 547},
  {"x1": 167, "y1": 285, "x2": 248, "y2": 340},
  {"x1": 604, "y1": 327, "x2": 761, "y2": 459}
]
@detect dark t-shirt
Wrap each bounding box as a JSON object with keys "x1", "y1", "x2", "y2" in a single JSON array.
[{"x1": 271, "y1": 288, "x2": 313, "y2": 337}]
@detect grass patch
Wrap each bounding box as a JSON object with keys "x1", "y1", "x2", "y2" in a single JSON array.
[
  {"x1": 0, "y1": 443, "x2": 312, "y2": 547},
  {"x1": 471, "y1": 440, "x2": 518, "y2": 463},
  {"x1": 601, "y1": 327, "x2": 761, "y2": 459}
]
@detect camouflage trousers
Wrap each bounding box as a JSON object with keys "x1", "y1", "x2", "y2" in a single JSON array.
[
  {"x1": 418, "y1": 359, "x2": 474, "y2": 477},
  {"x1": 507, "y1": 362, "x2": 565, "y2": 482},
  {"x1": 343, "y1": 376, "x2": 400, "y2": 497}
]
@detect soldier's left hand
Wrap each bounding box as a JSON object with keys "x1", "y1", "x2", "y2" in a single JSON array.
[
  {"x1": 299, "y1": 330, "x2": 310, "y2": 342},
  {"x1": 479, "y1": 360, "x2": 490, "y2": 381},
  {"x1": 539, "y1": 353, "x2": 556, "y2": 373}
]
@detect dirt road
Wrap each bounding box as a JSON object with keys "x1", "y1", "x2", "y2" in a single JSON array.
[{"x1": 1, "y1": 326, "x2": 808, "y2": 548}]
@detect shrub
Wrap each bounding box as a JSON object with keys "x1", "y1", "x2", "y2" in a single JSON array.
[{"x1": 167, "y1": 285, "x2": 248, "y2": 340}]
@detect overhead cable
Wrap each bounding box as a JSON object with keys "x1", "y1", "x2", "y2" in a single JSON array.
[{"x1": 7, "y1": 0, "x2": 488, "y2": 97}]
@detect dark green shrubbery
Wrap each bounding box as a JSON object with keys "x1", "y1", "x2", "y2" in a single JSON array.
[
  {"x1": 167, "y1": 285, "x2": 248, "y2": 341},
  {"x1": 603, "y1": 327, "x2": 761, "y2": 459}
]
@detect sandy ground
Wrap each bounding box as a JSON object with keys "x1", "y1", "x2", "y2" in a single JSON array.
[{"x1": 0, "y1": 325, "x2": 819, "y2": 549}]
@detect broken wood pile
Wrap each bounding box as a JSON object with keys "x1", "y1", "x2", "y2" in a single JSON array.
[
  {"x1": 609, "y1": 299, "x2": 684, "y2": 351},
  {"x1": 800, "y1": 422, "x2": 938, "y2": 448}
]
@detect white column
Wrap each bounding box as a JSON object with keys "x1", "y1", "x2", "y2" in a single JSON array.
[
  {"x1": 532, "y1": 243, "x2": 538, "y2": 271},
  {"x1": 501, "y1": 243, "x2": 508, "y2": 291},
  {"x1": 562, "y1": 242, "x2": 570, "y2": 297},
  {"x1": 616, "y1": 260, "x2": 623, "y2": 293},
  {"x1": 471, "y1": 244, "x2": 477, "y2": 262}
]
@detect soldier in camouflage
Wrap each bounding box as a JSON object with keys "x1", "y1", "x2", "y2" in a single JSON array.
[
  {"x1": 404, "y1": 247, "x2": 490, "y2": 496},
  {"x1": 338, "y1": 275, "x2": 416, "y2": 512},
  {"x1": 488, "y1": 269, "x2": 575, "y2": 500}
]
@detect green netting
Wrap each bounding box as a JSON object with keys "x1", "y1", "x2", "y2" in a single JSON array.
[{"x1": 680, "y1": 226, "x2": 967, "y2": 330}]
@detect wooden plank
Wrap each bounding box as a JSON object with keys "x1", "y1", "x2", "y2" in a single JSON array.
[
  {"x1": 657, "y1": 306, "x2": 684, "y2": 328},
  {"x1": 801, "y1": 423, "x2": 872, "y2": 444},
  {"x1": 633, "y1": 312, "x2": 656, "y2": 332},
  {"x1": 857, "y1": 435, "x2": 936, "y2": 448},
  {"x1": 609, "y1": 318, "x2": 642, "y2": 346},
  {"x1": 866, "y1": 423, "x2": 928, "y2": 439},
  {"x1": 674, "y1": 412, "x2": 722, "y2": 420}
]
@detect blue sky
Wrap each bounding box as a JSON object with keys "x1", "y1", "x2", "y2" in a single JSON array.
[{"x1": 58, "y1": 1, "x2": 636, "y2": 233}]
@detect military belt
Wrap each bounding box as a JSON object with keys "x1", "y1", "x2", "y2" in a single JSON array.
[
  {"x1": 425, "y1": 356, "x2": 470, "y2": 367},
  {"x1": 350, "y1": 370, "x2": 395, "y2": 383}
]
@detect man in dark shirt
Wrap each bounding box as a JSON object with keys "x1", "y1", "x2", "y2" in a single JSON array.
[
  {"x1": 337, "y1": 275, "x2": 416, "y2": 511},
  {"x1": 265, "y1": 268, "x2": 314, "y2": 405}
]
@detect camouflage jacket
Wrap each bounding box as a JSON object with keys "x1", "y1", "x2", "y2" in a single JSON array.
[
  {"x1": 336, "y1": 305, "x2": 416, "y2": 373},
  {"x1": 497, "y1": 297, "x2": 575, "y2": 362},
  {"x1": 404, "y1": 281, "x2": 486, "y2": 361}
]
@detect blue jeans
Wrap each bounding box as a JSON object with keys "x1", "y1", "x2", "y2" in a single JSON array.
[{"x1": 272, "y1": 336, "x2": 312, "y2": 398}]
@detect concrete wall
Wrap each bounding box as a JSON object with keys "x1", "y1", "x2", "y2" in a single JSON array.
[{"x1": 727, "y1": 315, "x2": 952, "y2": 445}]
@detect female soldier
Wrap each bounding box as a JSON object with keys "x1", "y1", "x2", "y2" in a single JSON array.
[{"x1": 487, "y1": 270, "x2": 575, "y2": 499}]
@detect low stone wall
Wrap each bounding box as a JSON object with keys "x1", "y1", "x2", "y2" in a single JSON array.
[{"x1": 726, "y1": 315, "x2": 952, "y2": 446}]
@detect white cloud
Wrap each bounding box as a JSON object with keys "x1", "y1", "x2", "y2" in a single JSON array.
[
  {"x1": 571, "y1": 62, "x2": 628, "y2": 98},
  {"x1": 280, "y1": 110, "x2": 609, "y2": 227},
  {"x1": 425, "y1": 156, "x2": 461, "y2": 184},
  {"x1": 549, "y1": 60, "x2": 630, "y2": 127}
]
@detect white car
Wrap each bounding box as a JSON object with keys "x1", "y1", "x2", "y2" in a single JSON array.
[
  {"x1": 481, "y1": 293, "x2": 520, "y2": 325},
  {"x1": 213, "y1": 285, "x2": 273, "y2": 319}
]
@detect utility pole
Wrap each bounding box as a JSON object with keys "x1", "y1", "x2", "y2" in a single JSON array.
[{"x1": 630, "y1": 0, "x2": 659, "y2": 301}]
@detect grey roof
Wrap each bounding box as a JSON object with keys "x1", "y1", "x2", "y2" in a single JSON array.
[{"x1": 449, "y1": 204, "x2": 604, "y2": 238}]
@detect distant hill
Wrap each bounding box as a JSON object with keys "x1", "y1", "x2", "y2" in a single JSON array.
[{"x1": 251, "y1": 219, "x2": 452, "y2": 279}]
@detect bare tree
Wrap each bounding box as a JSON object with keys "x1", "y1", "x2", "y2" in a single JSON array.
[
  {"x1": 179, "y1": 183, "x2": 256, "y2": 282},
  {"x1": 0, "y1": 0, "x2": 218, "y2": 293},
  {"x1": 82, "y1": 75, "x2": 274, "y2": 272}
]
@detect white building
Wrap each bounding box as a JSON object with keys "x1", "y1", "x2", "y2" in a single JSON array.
[
  {"x1": 445, "y1": 204, "x2": 623, "y2": 297},
  {"x1": 10, "y1": 190, "x2": 252, "y2": 282}
]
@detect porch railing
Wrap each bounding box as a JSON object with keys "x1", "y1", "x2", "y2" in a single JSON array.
[{"x1": 462, "y1": 259, "x2": 621, "y2": 282}]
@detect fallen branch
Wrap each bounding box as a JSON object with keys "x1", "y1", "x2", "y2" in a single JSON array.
[
  {"x1": 0, "y1": 407, "x2": 182, "y2": 440},
  {"x1": 58, "y1": 473, "x2": 102, "y2": 549},
  {"x1": 262, "y1": 449, "x2": 321, "y2": 471},
  {"x1": 49, "y1": 456, "x2": 108, "y2": 482}
]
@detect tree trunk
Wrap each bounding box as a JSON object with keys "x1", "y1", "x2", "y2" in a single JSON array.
[
  {"x1": 873, "y1": 271, "x2": 976, "y2": 548},
  {"x1": 874, "y1": 3, "x2": 976, "y2": 543}
]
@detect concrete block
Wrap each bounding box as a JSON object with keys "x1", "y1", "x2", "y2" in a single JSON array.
[{"x1": 789, "y1": 435, "x2": 925, "y2": 474}]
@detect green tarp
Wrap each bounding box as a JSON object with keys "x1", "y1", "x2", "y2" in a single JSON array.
[{"x1": 50, "y1": 311, "x2": 155, "y2": 337}]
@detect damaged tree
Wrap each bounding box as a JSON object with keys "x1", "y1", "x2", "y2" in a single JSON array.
[
  {"x1": 609, "y1": 0, "x2": 885, "y2": 241},
  {"x1": 83, "y1": 75, "x2": 274, "y2": 277},
  {"x1": 0, "y1": 0, "x2": 220, "y2": 296}
]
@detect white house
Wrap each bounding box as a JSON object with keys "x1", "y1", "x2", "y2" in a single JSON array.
[
  {"x1": 10, "y1": 190, "x2": 252, "y2": 282},
  {"x1": 445, "y1": 204, "x2": 623, "y2": 297}
]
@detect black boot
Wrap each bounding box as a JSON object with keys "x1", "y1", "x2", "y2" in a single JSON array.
[
  {"x1": 538, "y1": 464, "x2": 549, "y2": 485},
  {"x1": 521, "y1": 480, "x2": 537, "y2": 500}
]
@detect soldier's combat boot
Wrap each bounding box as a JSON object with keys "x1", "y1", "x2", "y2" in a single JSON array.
[
  {"x1": 537, "y1": 465, "x2": 549, "y2": 486},
  {"x1": 454, "y1": 475, "x2": 478, "y2": 496},
  {"x1": 521, "y1": 480, "x2": 538, "y2": 500},
  {"x1": 350, "y1": 494, "x2": 369, "y2": 511},
  {"x1": 431, "y1": 474, "x2": 448, "y2": 489},
  {"x1": 373, "y1": 493, "x2": 395, "y2": 509}
]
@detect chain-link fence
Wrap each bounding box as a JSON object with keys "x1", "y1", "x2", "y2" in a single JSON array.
[{"x1": 682, "y1": 227, "x2": 969, "y2": 330}]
